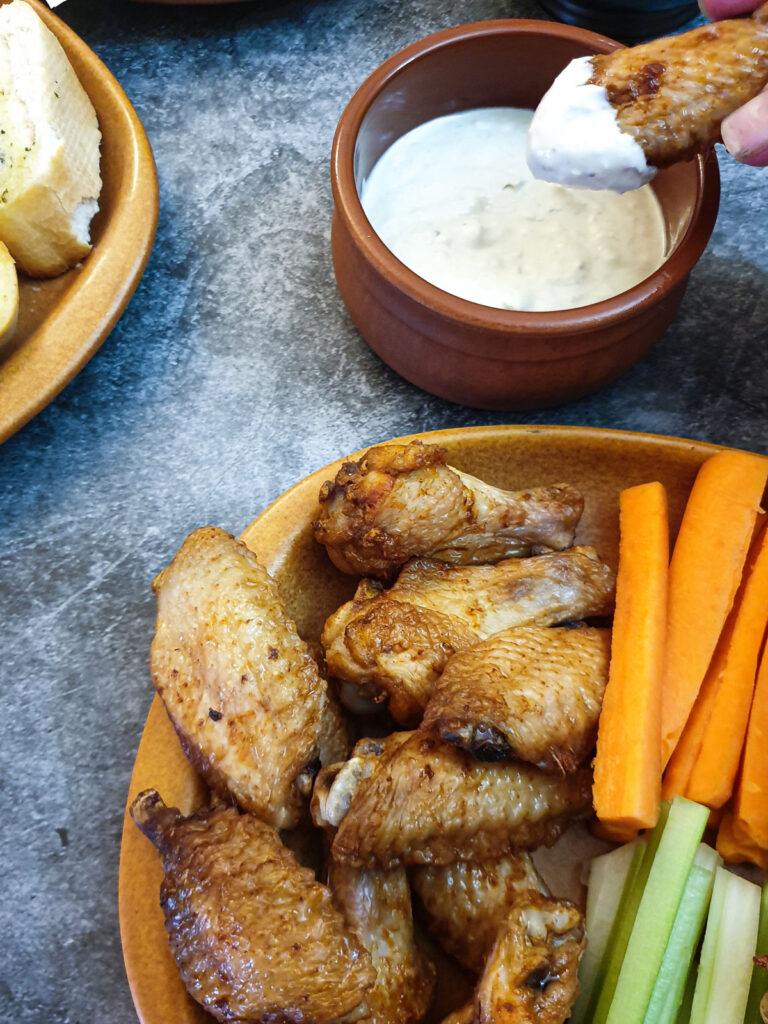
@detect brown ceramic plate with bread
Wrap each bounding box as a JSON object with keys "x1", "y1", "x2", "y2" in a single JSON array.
[
  {"x1": 118, "y1": 423, "x2": 735, "y2": 1024},
  {"x1": 0, "y1": 0, "x2": 158, "y2": 445}
]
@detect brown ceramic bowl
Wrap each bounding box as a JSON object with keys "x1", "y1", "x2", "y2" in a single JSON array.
[{"x1": 331, "y1": 20, "x2": 720, "y2": 410}]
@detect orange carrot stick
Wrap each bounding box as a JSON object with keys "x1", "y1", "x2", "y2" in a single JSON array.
[
  {"x1": 716, "y1": 810, "x2": 768, "y2": 870},
  {"x1": 660, "y1": 451, "x2": 768, "y2": 768},
  {"x1": 684, "y1": 526, "x2": 768, "y2": 808},
  {"x1": 593, "y1": 481, "x2": 668, "y2": 834},
  {"x1": 732, "y1": 639, "x2": 768, "y2": 850}
]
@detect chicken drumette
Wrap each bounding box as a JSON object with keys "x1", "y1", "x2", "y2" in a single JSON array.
[
  {"x1": 150, "y1": 526, "x2": 345, "y2": 830},
  {"x1": 130, "y1": 790, "x2": 375, "y2": 1023},
  {"x1": 313, "y1": 441, "x2": 584, "y2": 577}
]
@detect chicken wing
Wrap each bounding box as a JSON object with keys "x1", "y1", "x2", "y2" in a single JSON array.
[
  {"x1": 315, "y1": 731, "x2": 592, "y2": 868},
  {"x1": 528, "y1": 4, "x2": 768, "y2": 190},
  {"x1": 411, "y1": 854, "x2": 549, "y2": 973},
  {"x1": 313, "y1": 441, "x2": 584, "y2": 577},
  {"x1": 472, "y1": 891, "x2": 585, "y2": 1024},
  {"x1": 328, "y1": 857, "x2": 436, "y2": 1024},
  {"x1": 130, "y1": 790, "x2": 375, "y2": 1023},
  {"x1": 150, "y1": 525, "x2": 336, "y2": 830},
  {"x1": 323, "y1": 548, "x2": 615, "y2": 726},
  {"x1": 422, "y1": 625, "x2": 610, "y2": 772}
]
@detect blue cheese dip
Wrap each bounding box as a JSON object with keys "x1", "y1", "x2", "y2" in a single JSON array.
[{"x1": 359, "y1": 107, "x2": 666, "y2": 313}]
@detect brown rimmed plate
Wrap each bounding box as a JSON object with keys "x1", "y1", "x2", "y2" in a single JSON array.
[
  {"x1": 0, "y1": 0, "x2": 159, "y2": 445},
  {"x1": 118, "y1": 423, "x2": 735, "y2": 1024}
]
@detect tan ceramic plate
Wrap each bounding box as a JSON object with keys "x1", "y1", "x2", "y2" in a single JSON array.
[
  {"x1": 0, "y1": 0, "x2": 159, "y2": 445},
  {"x1": 119, "y1": 423, "x2": 730, "y2": 1024}
]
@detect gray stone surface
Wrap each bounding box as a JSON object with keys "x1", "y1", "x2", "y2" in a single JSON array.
[{"x1": 0, "y1": 0, "x2": 765, "y2": 1020}]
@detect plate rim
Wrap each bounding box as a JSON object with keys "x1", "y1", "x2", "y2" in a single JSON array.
[
  {"x1": 118, "y1": 424, "x2": 750, "y2": 1024},
  {"x1": 0, "y1": 0, "x2": 159, "y2": 445}
]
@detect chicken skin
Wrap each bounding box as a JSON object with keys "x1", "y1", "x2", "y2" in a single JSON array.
[
  {"x1": 130, "y1": 790, "x2": 376, "y2": 1023},
  {"x1": 323, "y1": 548, "x2": 615, "y2": 725},
  {"x1": 150, "y1": 526, "x2": 339, "y2": 830},
  {"x1": 327, "y1": 857, "x2": 436, "y2": 1024},
  {"x1": 411, "y1": 854, "x2": 549, "y2": 973},
  {"x1": 422, "y1": 625, "x2": 610, "y2": 772},
  {"x1": 313, "y1": 732, "x2": 592, "y2": 868},
  {"x1": 591, "y1": 4, "x2": 768, "y2": 170},
  {"x1": 472, "y1": 892, "x2": 585, "y2": 1024},
  {"x1": 313, "y1": 441, "x2": 584, "y2": 577}
]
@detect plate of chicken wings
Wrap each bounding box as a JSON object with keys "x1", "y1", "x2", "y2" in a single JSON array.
[{"x1": 118, "y1": 423, "x2": 726, "y2": 1024}]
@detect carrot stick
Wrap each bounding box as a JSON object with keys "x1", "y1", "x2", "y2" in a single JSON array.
[
  {"x1": 661, "y1": 451, "x2": 768, "y2": 769},
  {"x1": 593, "y1": 481, "x2": 668, "y2": 834},
  {"x1": 732, "y1": 638, "x2": 768, "y2": 850},
  {"x1": 684, "y1": 525, "x2": 768, "y2": 808},
  {"x1": 716, "y1": 810, "x2": 768, "y2": 871}
]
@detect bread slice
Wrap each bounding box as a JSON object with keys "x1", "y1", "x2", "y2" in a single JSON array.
[
  {"x1": 0, "y1": 0, "x2": 102, "y2": 278},
  {"x1": 0, "y1": 241, "x2": 19, "y2": 353}
]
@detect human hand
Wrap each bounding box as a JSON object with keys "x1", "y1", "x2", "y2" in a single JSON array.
[{"x1": 699, "y1": 0, "x2": 768, "y2": 164}]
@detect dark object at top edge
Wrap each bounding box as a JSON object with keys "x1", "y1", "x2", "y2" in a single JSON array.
[{"x1": 537, "y1": 0, "x2": 702, "y2": 43}]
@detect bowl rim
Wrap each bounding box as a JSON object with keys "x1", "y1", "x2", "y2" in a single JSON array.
[{"x1": 331, "y1": 18, "x2": 721, "y2": 337}]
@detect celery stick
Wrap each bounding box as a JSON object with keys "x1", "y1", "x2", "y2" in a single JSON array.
[
  {"x1": 569, "y1": 840, "x2": 643, "y2": 1024},
  {"x1": 689, "y1": 867, "x2": 761, "y2": 1024},
  {"x1": 675, "y1": 969, "x2": 696, "y2": 1024},
  {"x1": 642, "y1": 844, "x2": 721, "y2": 1024},
  {"x1": 604, "y1": 796, "x2": 710, "y2": 1024},
  {"x1": 744, "y1": 880, "x2": 768, "y2": 1024},
  {"x1": 590, "y1": 802, "x2": 672, "y2": 1024}
]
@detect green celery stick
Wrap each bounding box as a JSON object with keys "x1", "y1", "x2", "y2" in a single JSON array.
[
  {"x1": 569, "y1": 840, "x2": 644, "y2": 1024},
  {"x1": 743, "y1": 879, "x2": 768, "y2": 1024},
  {"x1": 689, "y1": 866, "x2": 761, "y2": 1024},
  {"x1": 590, "y1": 802, "x2": 672, "y2": 1024},
  {"x1": 675, "y1": 969, "x2": 696, "y2": 1024},
  {"x1": 642, "y1": 844, "x2": 721, "y2": 1024},
  {"x1": 603, "y1": 796, "x2": 711, "y2": 1024}
]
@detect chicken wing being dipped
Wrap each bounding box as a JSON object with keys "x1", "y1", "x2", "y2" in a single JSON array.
[
  {"x1": 528, "y1": 3, "x2": 768, "y2": 191},
  {"x1": 314, "y1": 731, "x2": 592, "y2": 868},
  {"x1": 411, "y1": 853, "x2": 549, "y2": 973},
  {"x1": 323, "y1": 548, "x2": 615, "y2": 725},
  {"x1": 472, "y1": 891, "x2": 585, "y2": 1024},
  {"x1": 150, "y1": 526, "x2": 343, "y2": 830},
  {"x1": 421, "y1": 624, "x2": 610, "y2": 772},
  {"x1": 327, "y1": 856, "x2": 436, "y2": 1024},
  {"x1": 130, "y1": 790, "x2": 376, "y2": 1023},
  {"x1": 313, "y1": 440, "x2": 584, "y2": 577}
]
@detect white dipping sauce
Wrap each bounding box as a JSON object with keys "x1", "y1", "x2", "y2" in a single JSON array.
[
  {"x1": 360, "y1": 107, "x2": 666, "y2": 313},
  {"x1": 527, "y1": 56, "x2": 655, "y2": 194}
]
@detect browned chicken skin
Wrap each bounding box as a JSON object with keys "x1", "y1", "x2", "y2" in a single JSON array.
[
  {"x1": 411, "y1": 854, "x2": 549, "y2": 973},
  {"x1": 472, "y1": 892, "x2": 585, "y2": 1024},
  {"x1": 422, "y1": 624, "x2": 611, "y2": 772},
  {"x1": 313, "y1": 732, "x2": 592, "y2": 868},
  {"x1": 590, "y1": 4, "x2": 768, "y2": 167},
  {"x1": 130, "y1": 791, "x2": 376, "y2": 1023},
  {"x1": 313, "y1": 441, "x2": 584, "y2": 577},
  {"x1": 323, "y1": 548, "x2": 615, "y2": 725},
  {"x1": 327, "y1": 857, "x2": 436, "y2": 1024},
  {"x1": 150, "y1": 526, "x2": 341, "y2": 830}
]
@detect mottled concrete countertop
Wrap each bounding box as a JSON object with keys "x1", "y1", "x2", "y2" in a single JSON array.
[{"x1": 1, "y1": 0, "x2": 766, "y2": 1021}]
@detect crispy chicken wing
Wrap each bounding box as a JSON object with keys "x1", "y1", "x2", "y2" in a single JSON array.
[
  {"x1": 130, "y1": 790, "x2": 376, "y2": 1023},
  {"x1": 411, "y1": 854, "x2": 549, "y2": 973},
  {"x1": 323, "y1": 549, "x2": 615, "y2": 725},
  {"x1": 328, "y1": 857, "x2": 436, "y2": 1024},
  {"x1": 150, "y1": 526, "x2": 336, "y2": 830},
  {"x1": 591, "y1": 5, "x2": 768, "y2": 169},
  {"x1": 422, "y1": 625, "x2": 610, "y2": 772},
  {"x1": 313, "y1": 441, "x2": 584, "y2": 577},
  {"x1": 313, "y1": 732, "x2": 592, "y2": 868},
  {"x1": 472, "y1": 892, "x2": 585, "y2": 1024}
]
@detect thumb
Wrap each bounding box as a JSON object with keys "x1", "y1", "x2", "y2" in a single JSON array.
[
  {"x1": 721, "y1": 88, "x2": 768, "y2": 165},
  {"x1": 698, "y1": 0, "x2": 763, "y2": 16}
]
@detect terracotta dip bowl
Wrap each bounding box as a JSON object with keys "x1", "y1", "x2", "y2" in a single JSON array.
[{"x1": 330, "y1": 19, "x2": 720, "y2": 410}]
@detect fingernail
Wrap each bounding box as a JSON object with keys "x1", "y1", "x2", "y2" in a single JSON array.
[{"x1": 721, "y1": 91, "x2": 768, "y2": 163}]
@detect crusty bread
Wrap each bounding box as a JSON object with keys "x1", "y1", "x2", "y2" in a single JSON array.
[
  {"x1": 0, "y1": 0, "x2": 102, "y2": 278},
  {"x1": 0, "y1": 241, "x2": 19, "y2": 353}
]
